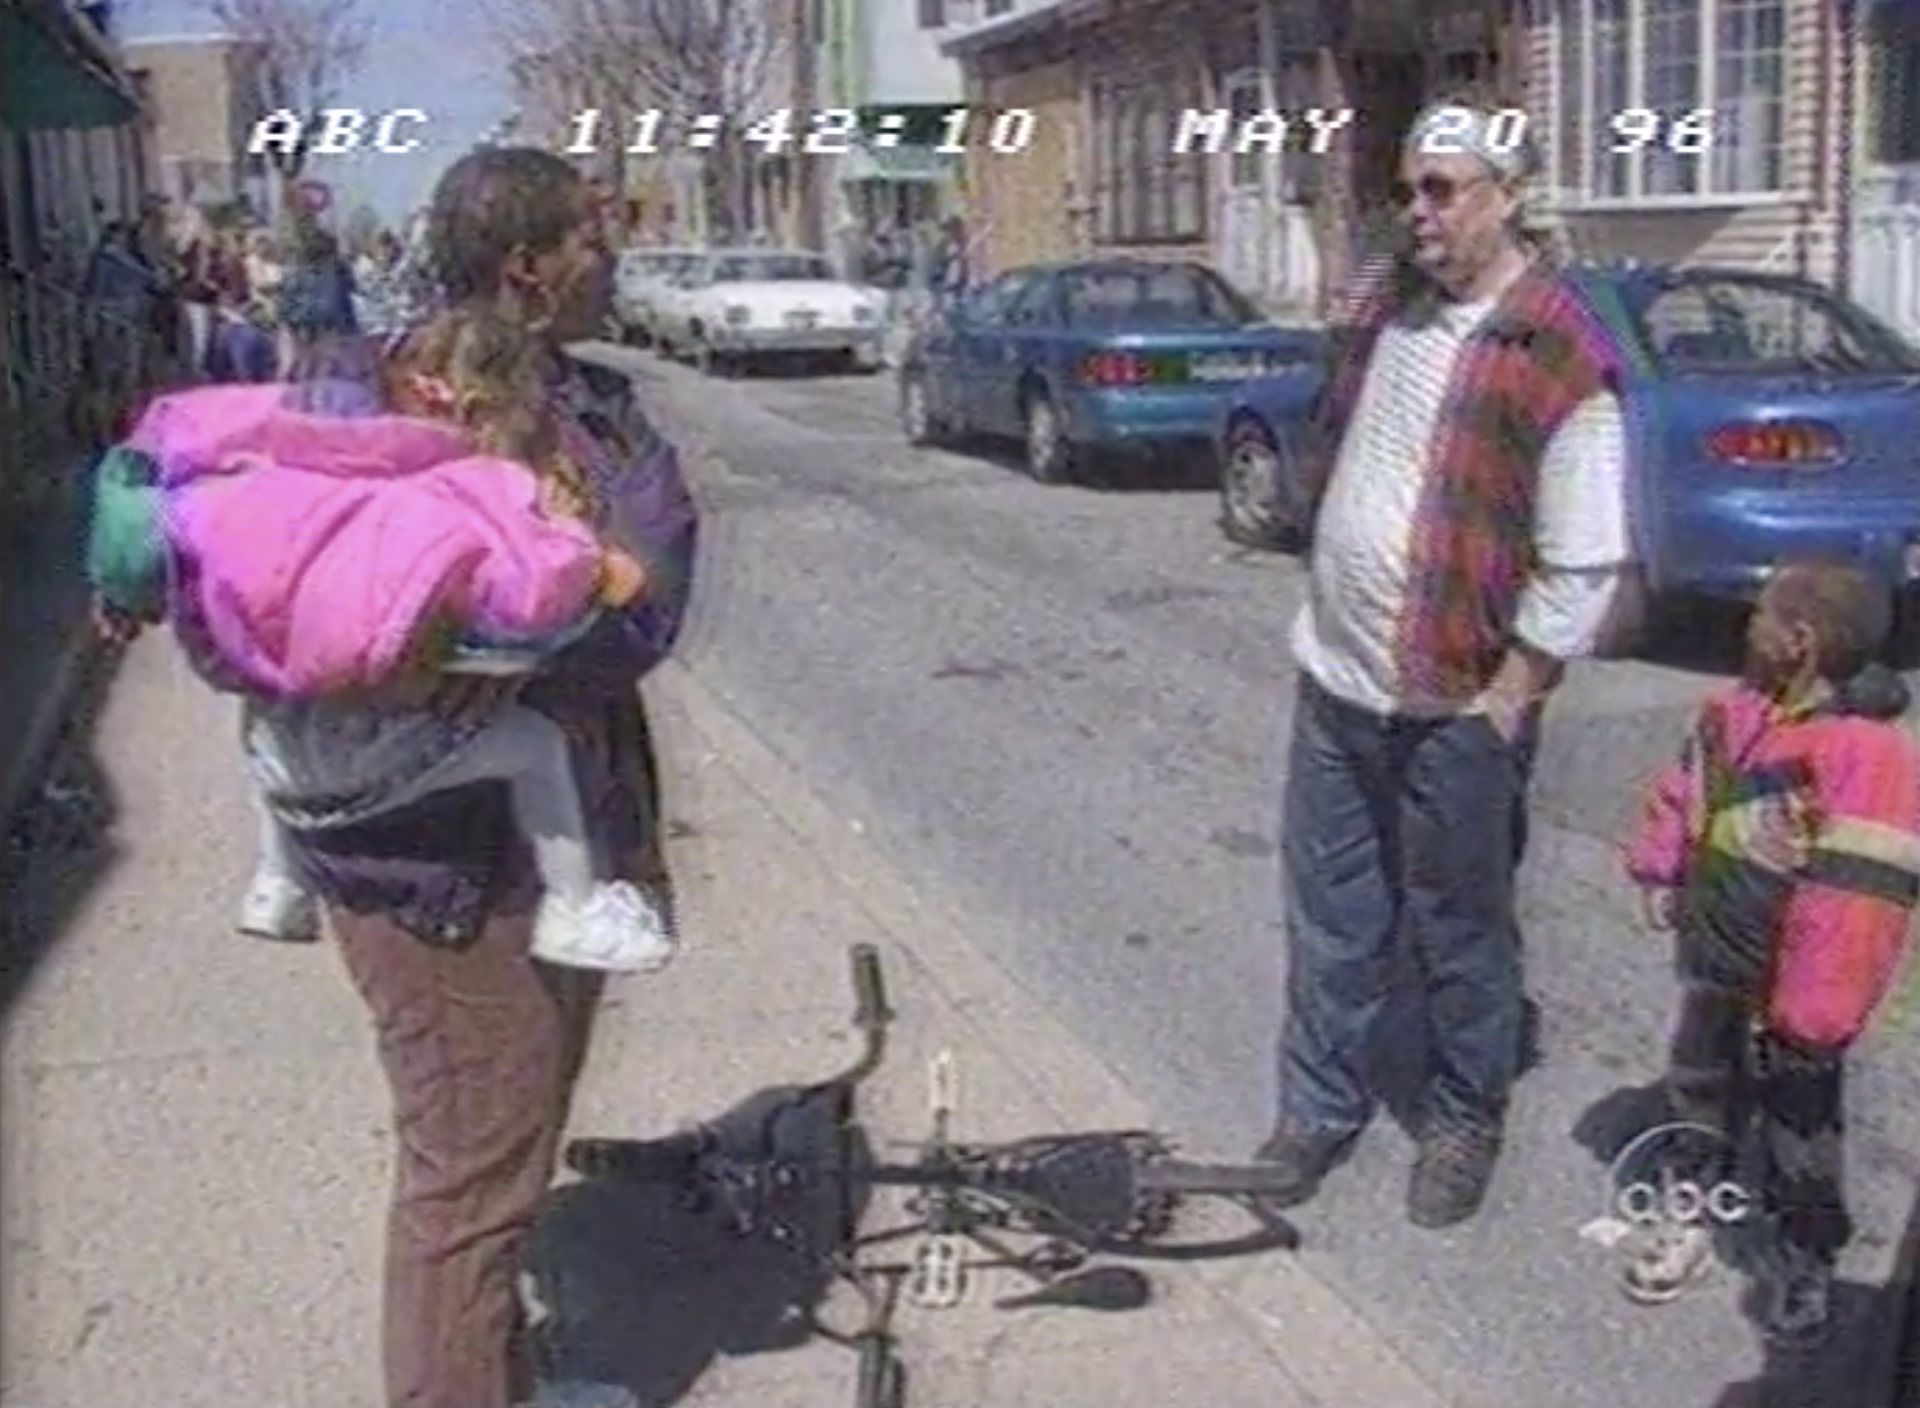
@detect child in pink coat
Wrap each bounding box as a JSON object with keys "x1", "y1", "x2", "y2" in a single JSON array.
[
  {"x1": 1621, "y1": 561, "x2": 1920, "y2": 1343},
  {"x1": 117, "y1": 313, "x2": 673, "y2": 973}
]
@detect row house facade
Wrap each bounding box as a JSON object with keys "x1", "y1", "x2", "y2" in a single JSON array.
[
  {"x1": 940, "y1": 0, "x2": 1900, "y2": 328},
  {"x1": 118, "y1": 34, "x2": 269, "y2": 217}
]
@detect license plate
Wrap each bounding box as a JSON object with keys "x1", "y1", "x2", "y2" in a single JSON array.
[
  {"x1": 786, "y1": 309, "x2": 819, "y2": 328},
  {"x1": 1189, "y1": 353, "x2": 1263, "y2": 381}
]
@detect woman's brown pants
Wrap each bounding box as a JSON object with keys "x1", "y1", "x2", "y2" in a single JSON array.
[{"x1": 333, "y1": 901, "x2": 603, "y2": 1408}]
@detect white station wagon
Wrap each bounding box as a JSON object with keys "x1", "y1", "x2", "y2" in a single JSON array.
[{"x1": 653, "y1": 249, "x2": 884, "y2": 373}]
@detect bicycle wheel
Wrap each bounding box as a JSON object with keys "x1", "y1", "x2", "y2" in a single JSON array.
[
  {"x1": 1081, "y1": 1156, "x2": 1302, "y2": 1263},
  {"x1": 564, "y1": 1130, "x2": 707, "y2": 1185}
]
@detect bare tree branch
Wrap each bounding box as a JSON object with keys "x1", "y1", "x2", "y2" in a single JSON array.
[
  {"x1": 205, "y1": 0, "x2": 371, "y2": 185},
  {"x1": 484, "y1": 0, "x2": 791, "y2": 233}
]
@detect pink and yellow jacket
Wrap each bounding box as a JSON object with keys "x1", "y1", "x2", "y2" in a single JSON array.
[
  {"x1": 1624, "y1": 674, "x2": 1920, "y2": 1048},
  {"x1": 128, "y1": 383, "x2": 602, "y2": 697}
]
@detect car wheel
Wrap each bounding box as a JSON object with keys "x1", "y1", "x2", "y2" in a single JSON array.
[
  {"x1": 1022, "y1": 389, "x2": 1072, "y2": 484},
  {"x1": 1219, "y1": 416, "x2": 1304, "y2": 549}
]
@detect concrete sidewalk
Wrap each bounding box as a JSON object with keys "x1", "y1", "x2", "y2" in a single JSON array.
[{"x1": 0, "y1": 638, "x2": 1444, "y2": 1408}]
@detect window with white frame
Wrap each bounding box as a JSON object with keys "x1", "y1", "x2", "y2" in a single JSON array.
[
  {"x1": 917, "y1": 0, "x2": 944, "y2": 28},
  {"x1": 1556, "y1": 0, "x2": 1785, "y2": 203},
  {"x1": 1092, "y1": 77, "x2": 1206, "y2": 243},
  {"x1": 1872, "y1": 22, "x2": 1920, "y2": 165}
]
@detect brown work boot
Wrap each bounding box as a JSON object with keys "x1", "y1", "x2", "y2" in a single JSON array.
[
  {"x1": 1407, "y1": 1124, "x2": 1503, "y2": 1228},
  {"x1": 1251, "y1": 1124, "x2": 1357, "y2": 1209}
]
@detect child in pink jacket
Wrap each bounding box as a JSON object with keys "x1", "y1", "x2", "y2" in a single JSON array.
[
  {"x1": 1621, "y1": 560, "x2": 1920, "y2": 1344},
  {"x1": 116, "y1": 313, "x2": 672, "y2": 973}
]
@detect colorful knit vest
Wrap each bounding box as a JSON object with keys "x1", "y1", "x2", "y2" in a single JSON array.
[{"x1": 1305, "y1": 262, "x2": 1618, "y2": 702}]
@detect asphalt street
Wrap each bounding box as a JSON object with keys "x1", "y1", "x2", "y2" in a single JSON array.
[{"x1": 599, "y1": 343, "x2": 1920, "y2": 1408}]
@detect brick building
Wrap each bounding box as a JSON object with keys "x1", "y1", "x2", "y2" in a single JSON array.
[
  {"x1": 940, "y1": 0, "x2": 1522, "y2": 316},
  {"x1": 940, "y1": 0, "x2": 1877, "y2": 321},
  {"x1": 120, "y1": 33, "x2": 269, "y2": 213}
]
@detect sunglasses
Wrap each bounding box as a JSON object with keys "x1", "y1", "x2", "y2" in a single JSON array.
[{"x1": 1391, "y1": 173, "x2": 1492, "y2": 209}]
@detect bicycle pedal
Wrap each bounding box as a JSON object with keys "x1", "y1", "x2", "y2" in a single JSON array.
[{"x1": 905, "y1": 1235, "x2": 965, "y2": 1309}]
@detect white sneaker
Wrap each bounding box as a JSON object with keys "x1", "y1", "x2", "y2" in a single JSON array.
[
  {"x1": 532, "y1": 881, "x2": 676, "y2": 972},
  {"x1": 237, "y1": 872, "x2": 321, "y2": 942}
]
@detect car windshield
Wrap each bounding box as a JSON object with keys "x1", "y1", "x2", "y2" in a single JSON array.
[
  {"x1": 1620, "y1": 274, "x2": 1920, "y2": 376},
  {"x1": 709, "y1": 253, "x2": 834, "y2": 283},
  {"x1": 1060, "y1": 265, "x2": 1261, "y2": 327}
]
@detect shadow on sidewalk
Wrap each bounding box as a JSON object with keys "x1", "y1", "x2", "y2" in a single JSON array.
[
  {"x1": 526, "y1": 1082, "x2": 875, "y2": 1407},
  {"x1": 0, "y1": 641, "x2": 128, "y2": 1021},
  {"x1": 1708, "y1": 1280, "x2": 1890, "y2": 1408}
]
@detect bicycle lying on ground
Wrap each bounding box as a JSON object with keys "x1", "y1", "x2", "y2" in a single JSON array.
[{"x1": 563, "y1": 944, "x2": 1302, "y2": 1408}]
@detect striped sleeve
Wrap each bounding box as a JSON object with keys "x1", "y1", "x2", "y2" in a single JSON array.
[{"x1": 1769, "y1": 721, "x2": 1920, "y2": 1047}]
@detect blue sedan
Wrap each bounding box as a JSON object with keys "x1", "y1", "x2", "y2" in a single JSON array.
[
  {"x1": 896, "y1": 259, "x2": 1323, "y2": 483},
  {"x1": 1216, "y1": 264, "x2": 1920, "y2": 604}
]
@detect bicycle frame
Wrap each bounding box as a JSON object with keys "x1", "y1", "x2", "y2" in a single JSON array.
[{"x1": 559, "y1": 945, "x2": 1294, "y2": 1408}]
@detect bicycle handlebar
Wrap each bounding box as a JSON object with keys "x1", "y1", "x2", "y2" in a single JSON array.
[{"x1": 851, "y1": 944, "x2": 890, "y2": 1031}]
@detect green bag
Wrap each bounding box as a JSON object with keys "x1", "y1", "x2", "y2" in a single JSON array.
[{"x1": 85, "y1": 444, "x2": 167, "y2": 617}]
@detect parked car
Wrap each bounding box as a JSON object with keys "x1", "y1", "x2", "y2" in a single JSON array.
[
  {"x1": 651, "y1": 248, "x2": 883, "y2": 373},
  {"x1": 1216, "y1": 264, "x2": 1920, "y2": 611},
  {"x1": 613, "y1": 247, "x2": 701, "y2": 346},
  {"x1": 895, "y1": 259, "x2": 1323, "y2": 484}
]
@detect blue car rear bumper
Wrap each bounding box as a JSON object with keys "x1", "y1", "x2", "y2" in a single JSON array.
[
  {"x1": 1057, "y1": 387, "x2": 1229, "y2": 447},
  {"x1": 1655, "y1": 491, "x2": 1920, "y2": 599}
]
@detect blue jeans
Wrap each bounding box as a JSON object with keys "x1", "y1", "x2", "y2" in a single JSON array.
[{"x1": 1276, "y1": 676, "x2": 1537, "y2": 1139}]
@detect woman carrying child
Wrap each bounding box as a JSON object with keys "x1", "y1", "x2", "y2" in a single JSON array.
[
  {"x1": 1624, "y1": 561, "x2": 1920, "y2": 1346},
  {"x1": 95, "y1": 147, "x2": 696, "y2": 1408}
]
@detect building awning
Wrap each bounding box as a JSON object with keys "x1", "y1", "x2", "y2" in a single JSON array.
[
  {"x1": 939, "y1": 0, "x2": 1109, "y2": 58},
  {"x1": 837, "y1": 145, "x2": 957, "y2": 184},
  {"x1": 0, "y1": 0, "x2": 140, "y2": 129}
]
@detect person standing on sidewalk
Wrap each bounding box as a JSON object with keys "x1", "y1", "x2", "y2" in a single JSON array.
[
  {"x1": 1253, "y1": 90, "x2": 1635, "y2": 1227},
  {"x1": 171, "y1": 208, "x2": 222, "y2": 378},
  {"x1": 150, "y1": 147, "x2": 696, "y2": 1408}
]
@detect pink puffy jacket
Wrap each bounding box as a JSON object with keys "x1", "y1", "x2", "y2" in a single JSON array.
[{"x1": 129, "y1": 384, "x2": 603, "y2": 697}]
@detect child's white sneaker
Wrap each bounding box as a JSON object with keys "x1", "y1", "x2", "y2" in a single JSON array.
[
  {"x1": 238, "y1": 871, "x2": 321, "y2": 943},
  {"x1": 533, "y1": 881, "x2": 675, "y2": 972}
]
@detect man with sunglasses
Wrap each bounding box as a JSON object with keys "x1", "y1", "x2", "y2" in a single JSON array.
[{"x1": 1255, "y1": 91, "x2": 1633, "y2": 1228}]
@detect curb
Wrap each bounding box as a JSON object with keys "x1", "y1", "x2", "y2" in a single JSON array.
[{"x1": 649, "y1": 660, "x2": 1451, "y2": 1408}]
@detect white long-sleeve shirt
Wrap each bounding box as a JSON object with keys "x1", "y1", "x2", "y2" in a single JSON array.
[{"x1": 1291, "y1": 295, "x2": 1633, "y2": 717}]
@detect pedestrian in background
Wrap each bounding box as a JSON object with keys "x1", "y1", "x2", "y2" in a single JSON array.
[
  {"x1": 275, "y1": 222, "x2": 360, "y2": 372},
  {"x1": 172, "y1": 207, "x2": 222, "y2": 378},
  {"x1": 1252, "y1": 86, "x2": 1636, "y2": 1227},
  {"x1": 1623, "y1": 561, "x2": 1920, "y2": 1341}
]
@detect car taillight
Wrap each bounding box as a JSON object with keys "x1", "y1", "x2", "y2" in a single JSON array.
[
  {"x1": 1083, "y1": 352, "x2": 1150, "y2": 387},
  {"x1": 1706, "y1": 421, "x2": 1842, "y2": 466}
]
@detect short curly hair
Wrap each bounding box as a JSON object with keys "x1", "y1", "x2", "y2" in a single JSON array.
[
  {"x1": 1768, "y1": 559, "x2": 1894, "y2": 681},
  {"x1": 423, "y1": 146, "x2": 585, "y2": 304}
]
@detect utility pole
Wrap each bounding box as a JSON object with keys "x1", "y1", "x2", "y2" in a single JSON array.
[{"x1": 792, "y1": 0, "x2": 823, "y2": 247}]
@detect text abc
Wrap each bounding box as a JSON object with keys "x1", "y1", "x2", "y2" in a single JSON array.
[
  {"x1": 1614, "y1": 1177, "x2": 1752, "y2": 1226},
  {"x1": 246, "y1": 108, "x2": 431, "y2": 157}
]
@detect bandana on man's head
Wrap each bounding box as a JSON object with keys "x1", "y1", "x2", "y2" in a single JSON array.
[{"x1": 1406, "y1": 105, "x2": 1529, "y2": 179}]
